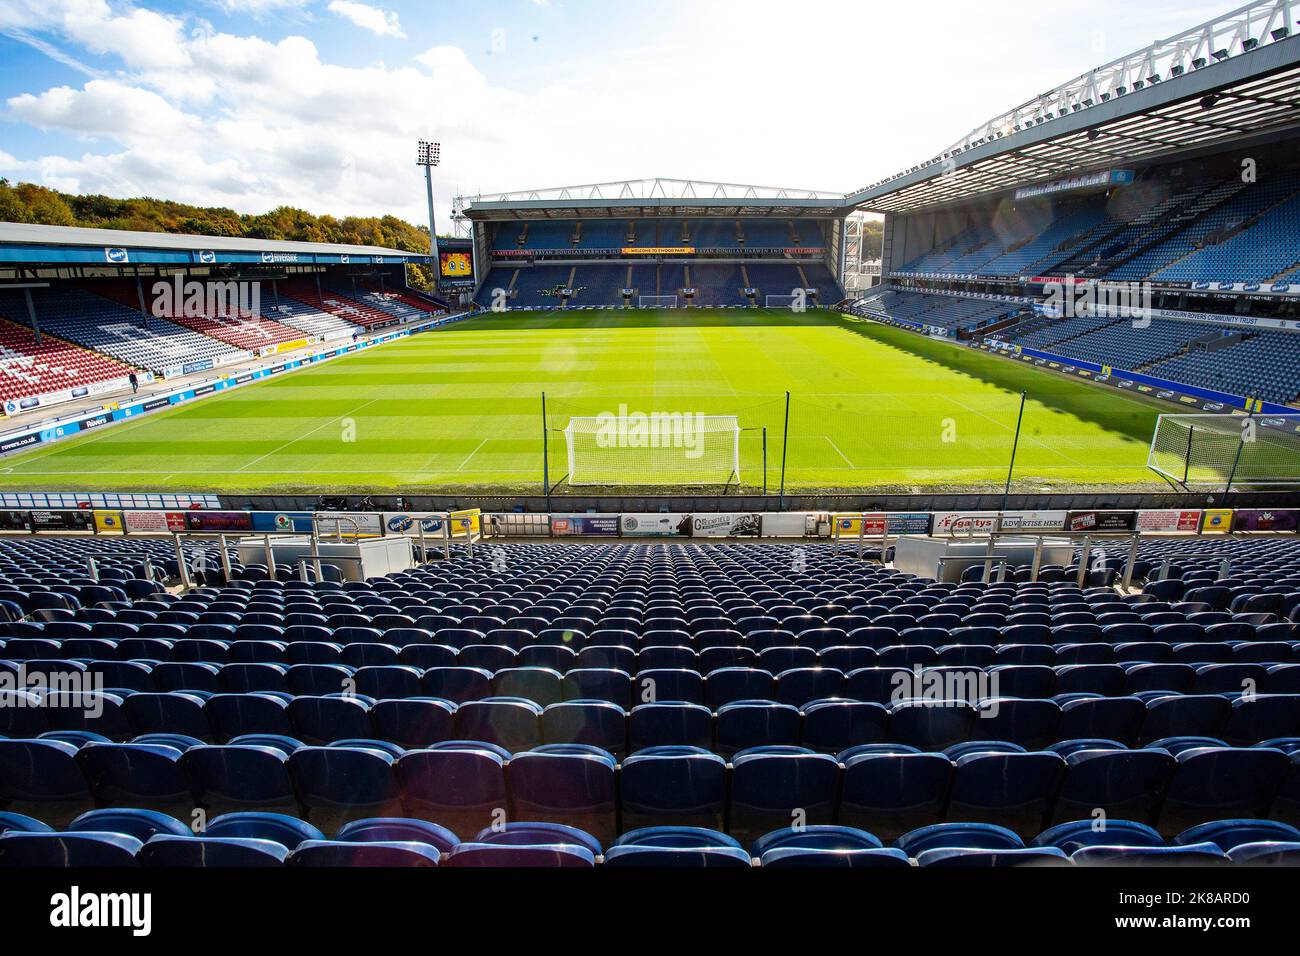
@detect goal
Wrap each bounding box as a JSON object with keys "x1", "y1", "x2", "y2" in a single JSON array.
[
  {"x1": 563, "y1": 413, "x2": 741, "y2": 485},
  {"x1": 764, "y1": 292, "x2": 808, "y2": 310},
  {"x1": 1147, "y1": 412, "x2": 1300, "y2": 488},
  {"x1": 638, "y1": 295, "x2": 678, "y2": 308}
]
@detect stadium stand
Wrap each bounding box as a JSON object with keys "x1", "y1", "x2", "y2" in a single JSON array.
[
  {"x1": 325, "y1": 282, "x2": 439, "y2": 325},
  {"x1": 853, "y1": 290, "x2": 1019, "y2": 334},
  {"x1": 0, "y1": 316, "x2": 138, "y2": 404},
  {"x1": 505, "y1": 265, "x2": 579, "y2": 308},
  {"x1": 1, "y1": 536, "x2": 1299, "y2": 865},
  {"x1": 278, "y1": 281, "x2": 403, "y2": 330},
  {"x1": 92, "y1": 280, "x2": 305, "y2": 352},
  {"x1": 690, "y1": 263, "x2": 748, "y2": 306},
  {"x1": 0, "y1": 287, "x2": 243, "y2": 375},
  {"x1": 258, "y1": 297, "x2": 364, "y2": 341}
]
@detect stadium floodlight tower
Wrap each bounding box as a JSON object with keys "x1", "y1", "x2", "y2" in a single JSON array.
[{"x1": 417, "y1": 140, "x2": 442, "y2": 289}]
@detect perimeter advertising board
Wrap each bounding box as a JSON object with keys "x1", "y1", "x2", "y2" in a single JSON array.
[{"x1": 620, "y1": 514, "x2": 686, "y2": 537}]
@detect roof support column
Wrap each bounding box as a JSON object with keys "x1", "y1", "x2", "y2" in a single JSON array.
[
  {"x1": 135, "y1": 276, "x2": 149, "y2": 329},
  {"x1": 23, "y1": 287, "x2": 40, "y2": 345}
]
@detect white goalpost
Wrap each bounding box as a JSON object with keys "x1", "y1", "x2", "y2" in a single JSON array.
[
  {"x1": 563, "y1": 413, "x2": 741, "y2": 485},
  {"x1": 764, "y1": 293, "x2": 805, "y2": 309},
  {"x1": 1148, "y1": 412, "x2": 1300, "y2": 488},
  {"x1": 638, "y1": 295, "x2": 678, "y2": 308}
]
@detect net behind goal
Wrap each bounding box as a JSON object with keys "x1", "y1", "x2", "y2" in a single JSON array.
[
  {"x1": 638, "y1": 295, "x2": 678, "y2": 308},
  {"x1": 564, "y1": 413, "x2": 740, "y2": 485},
  {"x1": 765, "y1": 292, "x2": 809, "y2": 310},
  {"x1": 1148, "y1": 413, "x2": 1300, "y2": 488}
]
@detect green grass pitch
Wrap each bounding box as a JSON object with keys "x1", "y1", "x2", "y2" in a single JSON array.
[{"x1": 0, "y1": 309, "x2": 1169, "y2": 493}]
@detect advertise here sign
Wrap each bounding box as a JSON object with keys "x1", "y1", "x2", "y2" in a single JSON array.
[{"x1": 933, "y1": 511, "x2": 1067, "y2": 535}]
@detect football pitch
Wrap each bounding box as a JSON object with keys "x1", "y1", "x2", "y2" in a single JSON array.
[{"x1": 0, "y1": 309, "x2": 1170, "y2": 494}]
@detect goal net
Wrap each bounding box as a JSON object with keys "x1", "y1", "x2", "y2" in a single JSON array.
[
  {"x1": 764, "y1": 293, "x2": 807, "y2": 310},
  {"x1": 638, "y1": 295, "x2": 678, "y2": 308},
  {"x1": 563, "y1": 413, "x2": 741, "y2": 485},
  {"x1": 1148, "y1": 413, "x2": 1300, "y2": 488}
]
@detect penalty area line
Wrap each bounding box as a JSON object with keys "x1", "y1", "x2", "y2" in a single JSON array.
[{"x1": 823, "y1": 435, "x2": 855, "y2": 468}]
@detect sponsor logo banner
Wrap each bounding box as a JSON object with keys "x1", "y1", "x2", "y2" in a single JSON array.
[
  {"x1": 382, "y1": 512, "x2": 447, "y2": 535},
  {"x1": 315, "y1": 511, "x2": 384, "y2": 536},
  {"x1": 685, "y1": 513, "x2": 761, "y2": 537},
  {"x1": 834, "y1": 513, "x2": 932, "y2": 536},
  {"x1": 1136, "y1": 510, "x2": 1203, "y2": 533},
  {"x1": 1201, "y1": 509, "x2": 1233, "y2": 533},
  {"x1": 0, "y1": 432, "x2": 41, "y2": 454},
  {"x1": 184, "y1": 511, "x2": 253, "y2": 532},
  {"x1": 0, "y1": 510, "x2": 31, "y2": 531},
  {"x1": 1065, "y1": 510, "x2": 1137, "y2": 532},
  {"x1": 620, "y1": 513, "x2": 686, "y2": 537},
  {"x1": 449, "y1": 508, "x2": 481, "y2": 538},
  {"x1": 93, "y1": 509, "x2": 125, "y2": 533},
  {"x1": 29, "y1": 510, "x2": 95, "y2": 531},
  {"x1": 932, "y1": 511, "x2": 1067, "y2": 535},
  {"x1": 1232, "y1": 509, "x2": 1299, "y2": 532},
  {"x1": 250, "y1": 511, "x2": 314, "y2": 533},
  {"x1": 551, "y1": 514, "x2": 620, "y2": 536},
  {"x1": 621, "y1": 247, "x2": 695, "y2": 255},
  {"x1": 123, "y1": 510, "x2": 187, "y2": 533}
]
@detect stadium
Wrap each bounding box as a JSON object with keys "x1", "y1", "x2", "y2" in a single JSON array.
[{"x1": 1, "y1": 0, "x2": 1300, "y2": 923}]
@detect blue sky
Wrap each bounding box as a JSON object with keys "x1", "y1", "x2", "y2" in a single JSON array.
[{"x1": 0, "y1": 0, "x2": 1228, "y2": 224}]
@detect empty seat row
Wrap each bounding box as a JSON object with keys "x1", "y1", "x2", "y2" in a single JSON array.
[{"x1": 3, "y1": 736, "x2": 1299, "y2": 845}]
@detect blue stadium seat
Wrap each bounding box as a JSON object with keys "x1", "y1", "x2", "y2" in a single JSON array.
[
  {"x1": 728, "y1": 747, "x2": 840, "y2": 844},
  {"x1": 621, "y1": 746, "x2": 727, "y2": 832},
  {"x1": 506, "y1": 745, "x2": 618, "y2": 844},
  {"x1": 0, "y1": 831, "x2": 142, "y2": 867}
]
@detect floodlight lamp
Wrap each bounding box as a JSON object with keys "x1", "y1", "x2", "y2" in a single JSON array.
[{"x1": 416, "y1": 141, "x2": 441, "y2": 166}]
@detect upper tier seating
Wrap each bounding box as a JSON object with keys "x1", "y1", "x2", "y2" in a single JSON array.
[{"x1": 1146, "y1": 192, "x2": 1300, "y2": 284}]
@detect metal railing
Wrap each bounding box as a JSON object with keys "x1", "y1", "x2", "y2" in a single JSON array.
[{"x1": 832, "y1": 512, "x2": 1177, "y2": 588}]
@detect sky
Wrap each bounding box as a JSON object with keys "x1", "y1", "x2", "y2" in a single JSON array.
[{"x1": 0, "y1": 0, "x2": 1231, "y2": 227}]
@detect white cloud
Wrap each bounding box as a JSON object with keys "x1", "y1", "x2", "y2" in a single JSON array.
[
  {"x1": 210, "y1": 0, "x2": 313, "y2": 14},
  {"x1": 0, "y1": 0, "x2": 1235, "y2": 231},
  {"x1": 326, "y1": 1, "x2": 403, "y2": 38}
]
